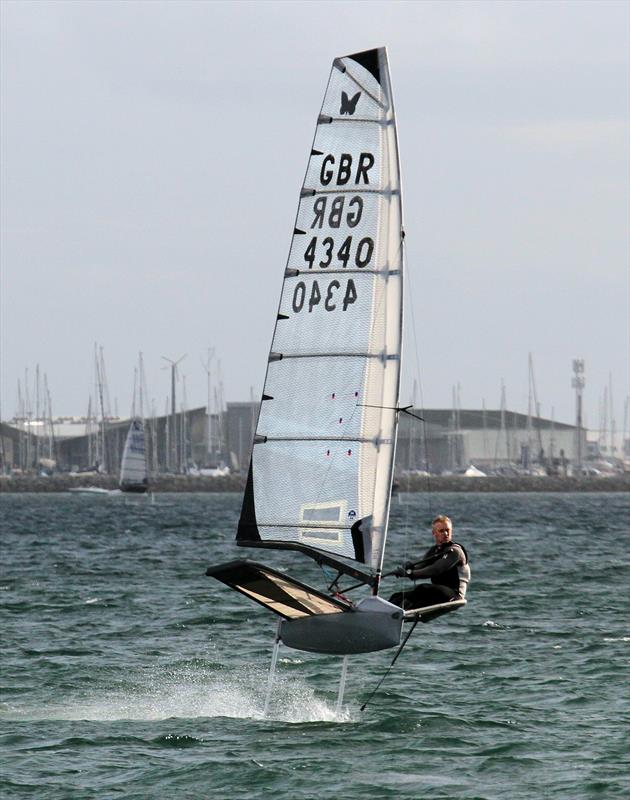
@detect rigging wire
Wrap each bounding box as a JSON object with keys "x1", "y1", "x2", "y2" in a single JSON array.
[
  {"x1": 404, "y1": 249, "x2": 434, "y2": 522},
  {"x1": 360, "y1": 616, "x2": 420, "y2": 712}
]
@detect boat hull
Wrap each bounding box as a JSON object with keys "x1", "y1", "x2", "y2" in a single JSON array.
[
  {"x1": 120, "y1": 484, "x2": 149, "y2": 494},
  {"x1": 280, "y1": 596, "x2": 403, "y2": 655}
]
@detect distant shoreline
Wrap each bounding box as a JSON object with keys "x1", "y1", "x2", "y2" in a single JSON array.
[{"x1": 1, "y1": 474, "x2": 629, "y2": 493}]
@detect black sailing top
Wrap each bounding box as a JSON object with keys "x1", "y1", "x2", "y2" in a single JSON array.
[{"x1": 406, "y1": 541, "x2": 471, "y2": 600}]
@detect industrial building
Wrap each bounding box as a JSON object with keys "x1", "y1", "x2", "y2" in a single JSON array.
[
  {"x1": 1, "y1": 404, "x2": 588, "y2": 477},
  {"x1": 397, "y1": 408, "x2": 580, "y2": 473}
]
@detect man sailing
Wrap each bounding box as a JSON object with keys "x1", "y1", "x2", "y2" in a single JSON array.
[{"x1": 389, "y1": 515, "x2": 470, "y2": 610}]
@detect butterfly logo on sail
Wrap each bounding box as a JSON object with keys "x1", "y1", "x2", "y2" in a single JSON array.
[{"x1": 340, "y1": 91, "x2": 361, "y2": 115}]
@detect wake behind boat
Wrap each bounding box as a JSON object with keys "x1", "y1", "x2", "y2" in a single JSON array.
[
  {"x1": 207, "y1": 48, "x2": 465, "y2": 687},
  {"x1": 68, "y1": 486, "x2": 112, "y2": 496}
]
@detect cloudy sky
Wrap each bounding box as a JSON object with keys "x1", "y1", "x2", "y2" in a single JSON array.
[{"x1": 1, "y1": 0, "x2": 628, "y2": 436}]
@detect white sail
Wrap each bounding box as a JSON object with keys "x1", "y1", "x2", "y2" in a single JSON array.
[
  {"x1": 238, "y1": 48, "x2": 403, "y2": 576},
  {"x1": 120, "y1": 418, "x2": 148, "y2": 492}
]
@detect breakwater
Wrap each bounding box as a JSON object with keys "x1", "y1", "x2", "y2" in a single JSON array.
[{"x1": 1, "y1": 473, "x2": 629, "y2": 493}]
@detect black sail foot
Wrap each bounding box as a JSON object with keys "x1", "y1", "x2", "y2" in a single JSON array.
[
  {"x1": 120, "y1": 484, "x2": 149, "y2": 494},
  {"x1": 206, "y1": 559, "x2": 351, "y2": 619}
]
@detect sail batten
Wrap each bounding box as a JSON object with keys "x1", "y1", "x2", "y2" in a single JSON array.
[
  {"x1": 267, "y1": 352, "x2": 399, "y2": 360},
  {"x1": 317, "y1": 118, "x2": 392, "y2": 126},
  {"x1": 287, "y1": 268, "x2": 401, "y2": 277},
  {"x1": 257, "y1": 439, "x2": 379, "y2": 444},
  {"x1": 255, "y1": 523, "x2": 357, "y2": 531},
  {"x1": 300, "y1": 187, "x2": 399, "y2": 195},
  {"x1": 238, "y1": 47, "x2": 403, "y2": 577}
]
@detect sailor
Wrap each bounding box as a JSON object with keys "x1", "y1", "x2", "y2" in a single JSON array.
[{"x1": 389, "y1": 515, "x2": 470, "y2": 610}]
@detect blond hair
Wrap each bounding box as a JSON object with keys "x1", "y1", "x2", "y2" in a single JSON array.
[{"x1": 432, "y1": 515, "x2": 452, "y2": 528}]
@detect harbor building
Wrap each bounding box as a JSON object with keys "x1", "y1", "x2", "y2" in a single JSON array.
[
  {"x1": 3, "y1": 405, "x2": 586, "y2": 477},
  {"x1": 396, "y1": 409, "x2": 580, "y2": 474}
]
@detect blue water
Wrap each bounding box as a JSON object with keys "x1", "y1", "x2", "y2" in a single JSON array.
[{"x1": 1, "y1": 492, "x2": 629, "y2": 799}]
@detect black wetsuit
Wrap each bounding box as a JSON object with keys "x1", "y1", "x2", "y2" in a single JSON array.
[{"x1": 389, "y1": 541, "x2": 470, "y2": 610}]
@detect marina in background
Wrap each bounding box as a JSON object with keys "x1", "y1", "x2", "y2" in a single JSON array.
[
  {"x1": 3, "y1": 347, "x2": 629, "y2": 485},
  {"x1": 2, "y1": 397, "x2": 628, "y2": 492}
]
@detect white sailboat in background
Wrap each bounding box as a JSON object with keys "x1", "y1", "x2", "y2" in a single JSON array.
[
  {"x1": 207, "y1": 48, "x2": 464, "y2": 706},
  {"x1": 119, "y1": 418, "x2": 149, "y2": 494}
]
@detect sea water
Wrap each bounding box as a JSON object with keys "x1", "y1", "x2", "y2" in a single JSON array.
[{"x1": 1, "y1": 492, "x2": 628, "y2": 799}]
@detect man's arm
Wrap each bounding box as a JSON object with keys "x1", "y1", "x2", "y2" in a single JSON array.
[{"x1": 408, "y1": 546, "x2": 461, "y2": 579}]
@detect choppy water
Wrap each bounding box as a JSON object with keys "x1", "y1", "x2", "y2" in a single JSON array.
[{"x1": 1, "y1": 491, "x2": 628, "y2": 799}]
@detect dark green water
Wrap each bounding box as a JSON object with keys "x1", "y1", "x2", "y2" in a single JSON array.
[{"x1": 1, "y1": 492, "x2": 628, "y2": 799}]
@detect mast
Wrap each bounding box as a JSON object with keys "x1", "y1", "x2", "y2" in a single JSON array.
[
  {"x1": 24, "y1": 369, "x2": 32, "y2": 471},
  {"x1": 86, "y1": 396, "x2": 93, "y2": 467},
  {"x1": 94, "y1": 345, "x2": 110, "y2": 473},
  {"x1": 131, "y1": 367, "x2": 138, "y2": 420},
  {"x1": 181, "y1": 374, "x2": 188, "y2": 472},
  {"x1": 623, "y1": 395, "x2": 630, "y2": 460},
  {"x1": 216, "y1": 359, "x2": 226, "y2": 461},
  {"x1": 16, "y1": 379, "x2": 23, "y2": 470},
  {"x1": 528, "y1": 354, "x2": 544, "y2": 464},
  {"x1": 35, "y1": 365, "x2": 40, "y2": 470},
  {"x1": 161, "y1": 354, "x2": 186, "y2": 473},
  {"x1": 496, "y1": 380, "x2": 508, "y2": 467},
  {"x1": 599, "y1": 386, "x2": 608, "y2": 458},
  {"x1": 151, "y1": 398, "x2": 158, "y2": 475},
  {"x1": 526, "y1": 354, "x2": 533, "y2": 467},
  {"x1": 164, "y1": 396, "x2": 170, "y2": 472},
  {"x1": 201, "y1": 348, "x2": 215, "y2": 465},
  {"x1": 138, "y1": 354, "x2": 144, "y2": 421},
  {"x1": 44, "y1": 373, "x2": 55, "y2": 464},
  {"x1": 609, "y1": 373, "x2": 615, "y2": 460},
  {"x1": 455, "y1": 381, "x2": 466, "y2": 467},
  {"x1": 572, "y1": 359, "x2": 585, "y2": 471},
  {"x1": 481, "y1": 398, "x2": 489, "y2": 465},
  {"x1": 139, "y1": 353, "x2": 152, "y2": 473}
]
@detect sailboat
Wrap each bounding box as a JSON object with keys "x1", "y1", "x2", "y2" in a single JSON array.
[
  {"x1": 207, "y1": 48, "x2": 464, "y2": 662},
  {"x1": 119, "y1": 418, "x2": 149, "y2": 493}
]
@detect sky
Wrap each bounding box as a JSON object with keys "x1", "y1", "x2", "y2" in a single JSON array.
[{"x1": 1, "y1": 0, "x2": 628, "y2": 439}]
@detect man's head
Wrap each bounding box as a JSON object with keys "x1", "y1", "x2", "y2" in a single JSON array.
[{"x1": 432, "y1": 515, "x2": 453, "y2": 545}]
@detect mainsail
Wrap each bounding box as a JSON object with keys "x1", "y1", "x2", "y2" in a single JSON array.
[
  {"x1": 238, "y1": 47, "x2": 403, "y2": 583},
  {"x1": 119, "y1": 418, "x2": 148, "y2": 493}
]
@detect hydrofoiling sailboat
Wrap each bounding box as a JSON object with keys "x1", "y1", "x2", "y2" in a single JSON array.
[{"x1": 207, "y1": 48, "x2": 464, "y2": 660}]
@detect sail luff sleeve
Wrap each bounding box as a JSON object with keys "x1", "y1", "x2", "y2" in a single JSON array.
[
  {"x1": 238, "y1": 48, "x2": 402, "y2": 571},
  {"x1": 361, "y1": 48, "x2": 404, "y2": 577}
]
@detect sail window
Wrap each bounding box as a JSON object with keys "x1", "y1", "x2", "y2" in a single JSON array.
[
  {"x1": 300, "y1": 530, "x2": 342, "y2": 544},
  {"x1": 302, "y1": 504, "x2": 343, "y2": 522},
  {"x1": 299, "y1": 501, "x2": 344, "y2": 546}
]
